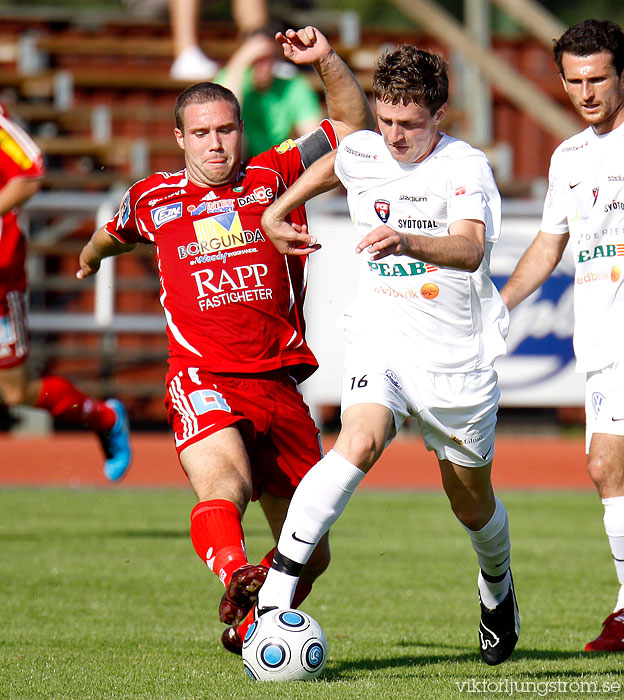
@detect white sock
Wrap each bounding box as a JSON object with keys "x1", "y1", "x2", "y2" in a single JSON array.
[
  {"x1": 259, "y1": 568, "x2": 299, "y2": 610},
  {"x1": 602, "y1": 496, "x2": 624, "y2": 612},
  {"x1": 478, "y1": 569, "x2": 510, "y2": 610},
  {"x1": 277, "y1": 450, "x2": 365, "y2": 564},
  {"x1": 462, "y1": 497, "x2": 511, "y2": 607},
  {"x1": 258, "y1": 450, "x2": 365, "y2": 610}
]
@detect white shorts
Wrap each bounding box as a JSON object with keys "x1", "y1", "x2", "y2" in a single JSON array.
[
  {"x1": 340, "y1": 336, "x2": 499, "y2": 468},
  {"x1": 585, "y1": 362, "x2": 624, "y2": 452}
]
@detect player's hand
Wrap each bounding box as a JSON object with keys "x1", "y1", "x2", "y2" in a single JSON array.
[
  {"x1": 276, "y1": 27, "x2": 332, "y2": 66},
  {"x1": 76, "y1": 242, "x2": 101, "y2": 280},
  {"x1": 262, "y1": 210, "x2": 321, "y2": 256},
  {"x1": 356, "y1": 225, "x2": 406, "y2": 260}
]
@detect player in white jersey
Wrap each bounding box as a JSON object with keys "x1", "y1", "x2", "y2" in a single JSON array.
[
  {"x1": 253, "y1": 45, "x2": 519, "y2": 665},
  {"x1": 501, "y1": 19, "x2": 624, "y2": 652}
]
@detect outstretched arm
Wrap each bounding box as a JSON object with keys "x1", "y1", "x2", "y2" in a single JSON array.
[
  {"x1": 500, "y1": 230, "x2": 569, "y2": 310},
  {"x1": 76, "y1": 226, "x2": 136, "y2": 280},
  {"x1": 277, "y1": 27, "x2": 375, "y2": 140},
  {"x1": 261, "y1": 151, "x2": 338, "y2": 255}
]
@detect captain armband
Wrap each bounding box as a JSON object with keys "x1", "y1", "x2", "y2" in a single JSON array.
[{"x1": 295, "y1": 126, "x2": 334, "y2": 169}]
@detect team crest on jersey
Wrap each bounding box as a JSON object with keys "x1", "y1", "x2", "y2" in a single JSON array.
[
  {"x1": 118, "y1": 193, "x2": 131, "y2": 227},
  {"x1": 592, "y1": 391, "x2": 605, "y2": 417},
  {"x1": 151, "y1": 202, "x2": 183, "y2": 228},
  {"x1": 275, "y1": 138, "x2": 296, "y2": 154},
  {"x1": 374, "y1": 199, "x2": 390, "y2": 223},
  {"x1": 592, "y1": 187, "x2": 600, "y2": 207}
]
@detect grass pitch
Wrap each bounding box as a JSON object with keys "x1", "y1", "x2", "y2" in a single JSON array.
[{"x1": 2, "y1": 488, "x2": 623, "y2": 699}]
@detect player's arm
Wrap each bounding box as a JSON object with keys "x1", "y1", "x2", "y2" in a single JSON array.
[
  {"x1": 277, "y1": 27, "x2": 375, "y2": 140},
  {"x1": 261, "y1": 151, "x2": 338, "y2": 255},
  {"x1": 0, "y1": 177, "x2": 41, "y2": 216},
  {"x1": 356, "y1": 218, "x2": 486, "y2": 272},
  {"x1": 76, "y1": 225, "x2": 136, "y2": 280},
  {"x1": 218, "y1": 33, "x2": 276, "y2": 105},
  {"x1": 500, "y1": 230, "x2": 569, "y2": 310}
]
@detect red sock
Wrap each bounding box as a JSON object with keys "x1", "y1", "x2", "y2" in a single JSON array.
[
  {"x1": 190, "y1": 500, "x2": 248, "y2": 587},
  {"x1": 35, "y1": 376, "x2": 115, "y2": 432}
]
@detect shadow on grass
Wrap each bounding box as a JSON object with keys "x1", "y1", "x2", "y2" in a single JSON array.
[
  {"x1": 322, "y1": 646, "x2": 609, "y2": 681},
  {"x1": 0, "y1": 528, "x2": 189, "y2": 541},
  {"x1": 110, "y1": 529, "x2": 188, "y2": 539},
  {"x1": 403, "y1": 641, "x2": 594, "y2": 662}
]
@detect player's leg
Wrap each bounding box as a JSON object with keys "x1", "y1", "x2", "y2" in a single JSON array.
[
  {"x1": 585, "y1": 433, "x2": 624, "y2": 650},
  {"x1": 416, "y1": 366, "x2": 517, "y2": 664},
  {"x1": 220, "y1": 491, "x2": 332, "y2": 655},
  {"x1": 170, "y1": 369, "x2": 271, "y2": 644},
  {"x1": 439, "y1": 458, "x2": 518, "y2": 665},
  {"x1": 0, "y1": 362, "x2": 38, "y2": 406},
  {"x1": 183, "y1": 426, "x2": 268, "y2": 644},
  {"x1": 0, "y1": 359, "x2": 130, "y2": 480},
  {"x1": 260, "y1": 489, "x2": 331, "y2": 603},
  {"x1": 439, "y1": 459, "x2": 511, "y2": 605},
  {"x1": 182, "y1": 426, "x2": 256, "y2": 584},
  {"x1": 583, "y1": 364, "x2": 624, "y2": 651},
  {"x1": 439, "y1": 458, "x2": 510, "y2": 599},
  {"x1": 258, "y1": 402, "x2": 393, "y2": 611}
]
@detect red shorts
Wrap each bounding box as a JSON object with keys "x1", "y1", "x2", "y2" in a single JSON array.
[
  {"x1": 165, "y1": 367, "x2": 322, "y2": 500},
  {"x1": 0, "y1": 289, "x2": 29, "y2": 369}
]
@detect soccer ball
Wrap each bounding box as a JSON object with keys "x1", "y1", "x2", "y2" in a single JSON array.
[{"x1": 242, "y1": 608, "x2": 328, "y2": 681}]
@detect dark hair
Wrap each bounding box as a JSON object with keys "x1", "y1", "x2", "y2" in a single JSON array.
[
  {"x1": 373, "y1": 45, "x2": 448, "y2": 114},
  {"x1": 174, "y1": 82, "x2": 241, "y2": 130},
  {"x1": 554, "y1": 19, "x2": 624, "y2": 77}
]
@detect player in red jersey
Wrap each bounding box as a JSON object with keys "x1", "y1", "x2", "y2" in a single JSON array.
[
  {"x1": 77, "y1": 26, "x2": 374, "y2": 653},
  {"x1": 0, "y1": 104, "x2": 131, "y2": 481}
]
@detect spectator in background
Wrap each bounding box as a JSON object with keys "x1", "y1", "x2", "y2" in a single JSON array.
[
  {"x1": 0, "y1": 104, "x2": 131, "y2": 481},
  {"x1": 167, "y1": 0, "x2": 321, "y2": 154},
  {"x1": 169, "y1": 0, "x2": 269, "y2": 81},
  {"x1": 215, "y1": 23, "x2": 323, "y2": 156}
]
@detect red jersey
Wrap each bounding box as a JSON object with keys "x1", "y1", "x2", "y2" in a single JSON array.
[
  {"x1": 0, "y1": 104, "x2": 45, "y2": 298},
  {"x1": 106, "y1": 121, "x2": 337, "y2": 382}
]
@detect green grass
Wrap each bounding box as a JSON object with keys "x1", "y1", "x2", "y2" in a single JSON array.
[{"x1": 1, "y1": 488, "x2": 623, "y2": 699}]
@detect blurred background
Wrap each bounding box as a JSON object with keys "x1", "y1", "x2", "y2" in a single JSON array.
[{"x1": 0, "y1": 0, "x2": 614, "y2": 437}]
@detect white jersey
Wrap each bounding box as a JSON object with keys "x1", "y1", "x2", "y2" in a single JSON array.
[
  {"x1": 334, "y1": 130, "x2": 508, "y2": 373},
  {"x1": 540, "y1": 121, "x2": 624, "y2": 372}
]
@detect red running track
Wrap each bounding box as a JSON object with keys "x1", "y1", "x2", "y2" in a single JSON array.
[{"x1": 0, "y1": 432, "x2": 592, "y2": 490}]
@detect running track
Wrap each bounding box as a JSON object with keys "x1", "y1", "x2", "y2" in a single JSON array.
[{"x1": 0, "y1": 433, "x2": 592, "y2": 490}]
